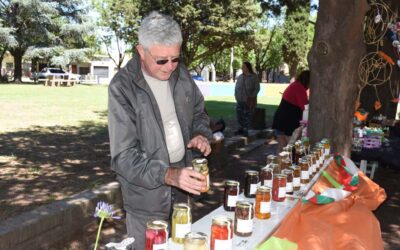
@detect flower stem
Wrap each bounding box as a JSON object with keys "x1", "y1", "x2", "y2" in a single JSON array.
[{"x1": 94, "y1": 217, "x2": 105, "y2": 250}]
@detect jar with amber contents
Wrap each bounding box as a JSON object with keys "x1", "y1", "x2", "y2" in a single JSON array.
[
  {"x1": 266, "y1": 154, "x2": 277, "y2": 165},
  {"x1": 303, "y1": 155, "x2": 313, "y2": 179},
  {"x1": 260, "y1": 166, "x2": 273, "y2": 188},
  {"x1": 192, "y1": 158, "x2": 210, "y2": 192},
  {"x1": 172, "y1": 203, "x2": 192, "y2": 244},
  {"x1": 255, "y1": 186, "x2": 271, "y2": 219},
  {"x1": 244, "y1": 170, "x2": 259, "y2": 198},
  {"x1": 309, "y1": 153, "x2": 318, "y2": 176},
  {"x1": 281, "y1": 153, "x2": 291, "y2": 171},
  {"x1": 269, "y1": 163, "x2": 280, "y2": 175},
  {"x1": 313, "y1": 149, "x2": 321, "y2": 172},
  {"x1": 282, "y1": 169, "x2": 294, "y2": 195},
  {"x1": 210, "y1": 216, "x2": 233, "y2": 250},
  {"x1": 290, "y1": 165, "x2": 301, "y2": 191},
  {"x1": 287, "y1": 143, "x2": 295, "y2": 164},
  {"x1": 302, "y1": 137, "x2": 310, "y2": 155},
  {"x1": 234, "y1": 201, "x2": 254, "y2": 237},
  {"x1": 272, "y1": 174, "x2": 287, "y2": 202},
  {"x1": 299, "y1": 158, "x2": 310, "y2": 188},
  {"x1": 223, "y1": 180, "x2": 240, "y2": 211},
  {"x1": 321, "y1": 138, "x2": 331, "y2": 158},
  {"x1": 145, "y1": 220, "x2": 168, "y2": 250},
  {"x1": 184, "y1": 232, "x2": 208, "y2": 250}
]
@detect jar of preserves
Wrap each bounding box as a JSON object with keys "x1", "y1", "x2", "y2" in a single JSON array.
[
  {"x1": 184, "y1": 232, "x2": 208, "y2": 250},
  {"x1": 309, "y1": 153, "x2": 318, "y2": 175},
  {"x1": 234, "y1": 201, "x2": 254, "y2": 237},
  {"x1": 290, "y1": 165, "x2": 301, "y2": 191},
  {"x1": 210, "y1": 216, "x2": 233, "y2": 250},
  {"x1": 266, "y1": 154, "x2": 277, "y2": 165},
  {"x1": 299, "y1": 158, "x2": 310, "y2": 188},
  {"x1": 259, "y1": 166, "x2": 273, "y2": 188},
  {"x1": 255, "y1": 186, "x2": 271, "y2": 219},
  {"x1": 145, "y1": 219, "x2": 168, "y2": 250},
  {"x1": 287, "y1": 143, "x2": 295, "y2": 164},
  {"x1": 172, "y1": 203, "x2": 192, "y2": 244},
  {"x1": 303, "y1": 155, "x2": 313, "y2": 179},
  {"x1": 244, "y1": 170, "x2": 259, "y2": 198},
  {"x1": 272, "y1": 174, "x2": 287, "y2": 202},
  {"x1": 302, "y1": 137, "x2": 310, "y2": 155},
  {"x1": 321, "y1": 138, "x2": 331, "y2": 157},
  {"x1": 313, "y1": 149, "x2": 321, "y2": 171},
  {"x1": 192, "y1": 158, "x2": 210, "y2": 192},
  {"x1": 269, "y1": 163, "x2": 280, "y2": 175},
  {"x1": 282, "y1": 169, "x2": 294, "y2": 195},
  {"x1": 281, "y1": 153, "x2": 291, "y2": 171},
  {"x1": 223, "y1": 180, "x2": 240, "y2": 211}
]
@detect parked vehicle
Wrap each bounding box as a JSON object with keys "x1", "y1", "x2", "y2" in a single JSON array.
[{"x1": 33, "y1": 68, "x2": 81, "y2": 82}]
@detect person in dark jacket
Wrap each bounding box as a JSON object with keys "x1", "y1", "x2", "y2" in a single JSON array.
[
  {"x1": 272, "y1": 70, "x2": 310, "y2": 152},
  {"x1": 108, "y1": 11, "x2": 212, "y2": 249}
]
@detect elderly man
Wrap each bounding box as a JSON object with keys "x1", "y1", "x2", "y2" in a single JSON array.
[{"x1": 108, "y1": 11, "x2": 212, "y2": 249}]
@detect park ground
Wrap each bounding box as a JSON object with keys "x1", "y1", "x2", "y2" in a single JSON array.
[{"x1": 0, "y1": 83, "x2": 399, "y2": 249}]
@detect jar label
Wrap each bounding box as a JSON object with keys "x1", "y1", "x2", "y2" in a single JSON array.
[
  {"x1": 227, "y1": 195, "x2": 238, "y2": 207},
  {"x1": 286, "y1": 182, "x2": 293, "y2": 192},
  {"x1": 264, "y1": 179, "x2": 272, "y2": 188},
  {"x1": 293, "y1": 177, "x2": 300, "y2": 187},
  {"x1": 325, "y1": 148, "x2": 329, "y2": 155},
  {"x1": 278, "y1": 187, "x2": 286, "y2": 198},
  {"x1": 301, "y1": 170, "x2": 309, "y2": 180},
  {"x1": 250, "y1": 184, "x2": 257, "y2": 195},
  {"x1": 260, "y1": 201, "x2": 271, "y2": 213},
  {"x1": 236, "y1": 219, "x2": 253, "y2": 233},
  {"x1": 153, "y1": 243, "x2": 167, "y2": 250},
  {"x1": 214, "y1": 239, "x2": 232, "y2": 250},
  {"x1": 175, "y1": 223, "x2": 191, "y2": 238}
]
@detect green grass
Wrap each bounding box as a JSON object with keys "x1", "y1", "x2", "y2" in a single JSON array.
[{"x1": 0, "y1": 83, "x2": 287, "y2": 133}]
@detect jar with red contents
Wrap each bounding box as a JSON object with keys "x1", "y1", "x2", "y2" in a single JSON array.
[
  {"x1": 145, "y1": 219, "x2": 168, "y2": 250},
  {"x1": 259, "y1": 166, "x2": 273, "y2": 188},
  {"x1": 244, "y1": 170, "x2": 259, "y2": 198},
  {"x1": 272, "y1": 174, "x2": 287, "y2": 202},
  {"x1": 223, "y1": 180, "x2": 240, "y2": 211},
  {"x1": 210, "y1": 215, "x2": 233, "y2": 250}
]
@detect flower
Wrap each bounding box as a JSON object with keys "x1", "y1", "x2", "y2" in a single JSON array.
[{"x1": 93, "y1": 201, "x2": 121, "y2": 250}]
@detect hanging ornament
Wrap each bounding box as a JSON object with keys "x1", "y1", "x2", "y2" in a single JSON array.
[
  {"x1": 374, "y1": 100, "x2": 382, "y2": 110},
  {"x1": 392, "y1": 40, "x2": 400, "y2": 47},
  {"x1": 374, "y1": 10, "x2": 382, "y2": 23},
  {"x1": 363, "y1": 2, "x2": 391, "y2": 44},
  {"x1": 378, "y1": 51, "x2": 395, "y2": 65}
]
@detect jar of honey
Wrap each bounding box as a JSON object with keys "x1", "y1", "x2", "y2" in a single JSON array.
[
  {"x1": 313, "y1": 149, "x2": 320, "y2": 171},
  {"x1": 260, "y1": 166, "x2": 273, "y2": 188},
  {"x1": 304, "y1": 155, "x2": 313, "y2": 179},
  {"x1": 309, "y1": 153, "x2": 317, "y2": 176},
  {"x1": 302, "y1": 137, "x2": 310, "y2": 155},
  {"x1": 299, "y1": 158, "x2": 309, "y2": 188},
  {"x1": 269, "y1": 163, "x2": 280, "y2": 175},
  {"x1": 282, "y1": 169, "x2": 294, "y2": 195},
  {"x1": 234, "y1": 201, "x2": 254, "y2": 237},
  {"x1": 184, "y1": 232, "x2": 208, "y2": 250},
  {"x1": 272, "y1": 174, "x2": 287, "y2": 202},
  {"x1": 192, "y1": 158, "x2": 210, "y2": 192},
  {"x1": 290, "y1": 165, "x2": 301, "y2": 191},
  {"x1": 210, "y1": 216, "x2": 233, "y2": 250},
  {"x1": 255, "y1": 186, "x2": 271, "y2": 219},
  {"x1": 321, "y1": 138, "x2": 331, "y2": 157},
  {"x1": 223, "y1": 180, "x2": 240, "y2": 211},
  {"x1": 244, "y1": 170, "x2": 259, "y2": 198},
  {"x1": 145, "y1": 219, "x2": 168, "y2": 250},
  {"x1": 266, "y1": 154, "x2": 277, "y2": 165},
  {"x1": 172, "y1": 203, "x2": 192, "y2": 244}
]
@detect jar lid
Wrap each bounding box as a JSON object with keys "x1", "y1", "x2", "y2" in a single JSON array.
[
  {"x1": 184, "y1": 232, "x2": 208, "y2": 242},
  {"x1": 267, "y1": 154, "x2": 277, "y2": 159},
  {"x1": 192, "y1": 158, "x2": 208, "y2": 164},
  {"x1": 212, "y1": 215, "x2": 232, "y2": 226},
  {"x1": 147, "y1": 219, "x2": 168, "y2": 230},
  {"x1": 290, "y1": 165, "x2": 300, "y2": 170},
  {"x1": 282, "y1": 169, "x2": 293, "y2": 175},
  {"x1": 274, "y1": 174, "x2": 287, "y2": 179},
  {"x1": 257, "y1": 186, "x2": 271, "y2": 193},
  {"x1": 261, "y1": 166, "x2": 273, "y2": 172},
  {"x1": 225, "y1": 180, "x2": 240, "y2": 186},
  {"x1": 236, "y1": 200, "x2": 253, "y2": 208},
  {"x1": 173, "y1": 203, "x2": 190, "y2": 210},
  {"x1": 245, "y1": 170, "x2": 258, "y2": 176}
]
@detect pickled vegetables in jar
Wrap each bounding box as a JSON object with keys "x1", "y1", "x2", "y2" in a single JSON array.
[{"x1": 172, "y1": 203, "x2": 192, "y2": 244}]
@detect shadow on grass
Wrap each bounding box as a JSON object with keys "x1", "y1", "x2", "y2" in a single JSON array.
[{"x1": 0, "y1": 117, "x2": 113, "y2": 220}]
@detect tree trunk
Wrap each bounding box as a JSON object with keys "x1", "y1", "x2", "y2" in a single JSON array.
[
  {"x1": 10, "y1": 48, "x2": 25, "y2": 83},
  {"x1": 308, "y1": 0, "x2": 369, "y2": 156},
  {"x1": 288, "y1": 61, "x2": 298, "y2": 80}
]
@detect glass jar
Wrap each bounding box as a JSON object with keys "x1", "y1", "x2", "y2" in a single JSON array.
[
  {"x1": 234, "y1": 201, "x2": 254, "y2": 237},
  {"x1": 184, "y1": 232, "x2": 208, "y2": 250},
  {"x1": 269, "y1": 163, "x2": 280, "y2": 175},
  {"x1": 282, "y1": 169, "x2": 294, "y2": 195},
  {"x1": 259, "y1": 166, "x2": 273, "y2": 188},
  {"x1": 145, "y1": 220, "x2": 168, "y2": 250},
  {"x1": 272, "y1": 174, "x2": 287, "y2": 202},
  {"x1": 244, "y1": 170, "x2": 259, "y2": 198},
  {"x1": 255, "y1": 186, "x2": 271, "y2": 219},
  {"x1": 281, "y1": 153, "x2": 291, "y2": 171},
  {"x1": 266, "y1": 154, "x2": 277, "y2": 165},
  {"x1": 309, "y1": 153, "x2": 317, "y2": 175},
  {"x1": 210, "y1": 216, "x2": 233, "y2": 250},
  {"x1": 172, "y1": 203, "x2": 192, "y2": 244},
  {"x1": 302, "y1": 137, "x2": 310, "y2": 155},
  {"x1": 287, "y1": 143, "x2": 295, "y2": 164},
  {"x1": 192, "y1": 158, "x2": 210, "y2": 192},
  {"x1": 223, "y1": 180, "x2": 240, "y2": 211},
  {"x1": 313, "y1": 149, "x2": 320, "y2": 171},
  {"x1": 290, "y1": 165, "x2": 301, "y2": 191},
  {"x1": 304, "y1": 155, "x2": 313, "y2": 179},
  {"x1": 299, "y1": 158, "x2": 310, "y2": 188},
  {"x1": 321, "y1": 138, "x2": 331, "y2": 157}
]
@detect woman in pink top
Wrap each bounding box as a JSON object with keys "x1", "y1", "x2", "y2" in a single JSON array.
[{"x1": 272, "y1": 70, "x2": 310, "y2": 152}]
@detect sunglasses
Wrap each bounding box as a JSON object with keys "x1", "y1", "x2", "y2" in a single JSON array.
[{"x1": 146, "y1": 49, "x2": 180, "y2": 65}]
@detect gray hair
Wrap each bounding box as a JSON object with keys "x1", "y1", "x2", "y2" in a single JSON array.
[{"x1": 138, "y1": 11, "x2": 183, "y2": 49}]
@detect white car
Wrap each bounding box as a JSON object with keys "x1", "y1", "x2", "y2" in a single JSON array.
[{"x1": 34, "y1": 68, "x2": 81, "y2": 82}]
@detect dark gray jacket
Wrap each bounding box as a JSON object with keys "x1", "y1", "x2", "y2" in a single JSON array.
[{"x1": 108, "y1": 53, "x2": 212, "y2": 218}]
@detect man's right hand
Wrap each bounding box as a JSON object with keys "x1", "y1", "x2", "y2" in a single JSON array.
[{"x1": 164, "y1": 167, "x2": 206, "y2": 195}]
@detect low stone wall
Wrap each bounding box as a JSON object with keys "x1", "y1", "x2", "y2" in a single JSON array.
[{"x1": 0, "y1": 182, "x2": 122, "y2": 250}]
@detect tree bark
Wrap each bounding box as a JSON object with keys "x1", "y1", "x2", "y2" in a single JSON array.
[
  {"x1": 9, "y1": 48, "x2": 25, "y2": 83},
  {"x1": 308, "y1": 0, "x2": 369, "y2": 156}
]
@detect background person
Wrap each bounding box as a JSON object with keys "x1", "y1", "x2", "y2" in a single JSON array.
[
  {"x1": 234, "y1": 61, "x2": 260, "y2": 136},
  {"x1": 107, "y1": 11, "x2": 212, "y2": 249},
  {"x1": 272, "y1": 70, "x2": 310, "y2": 152}
]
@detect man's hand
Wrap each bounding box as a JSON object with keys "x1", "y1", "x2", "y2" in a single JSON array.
[
  {"x1": 165, "y1": 167, "x2": 206, "y2": 195},
  {"x1": 187, "y1": 135, "x2": 211, "y2": 156}
]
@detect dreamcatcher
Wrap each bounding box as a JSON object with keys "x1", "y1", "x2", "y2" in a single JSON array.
[{"x1": 358, "y1": 0, "x2": 399, "y2": 112}]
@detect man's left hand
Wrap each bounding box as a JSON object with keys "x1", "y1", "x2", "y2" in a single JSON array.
[{"x1": 187, "y1": 135, "x2": 211, "y2": 156}]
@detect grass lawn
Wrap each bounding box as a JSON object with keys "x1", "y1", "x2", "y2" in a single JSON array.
[{"x1": 0, "y1": 83, "x2": 285, "y2": 133}]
